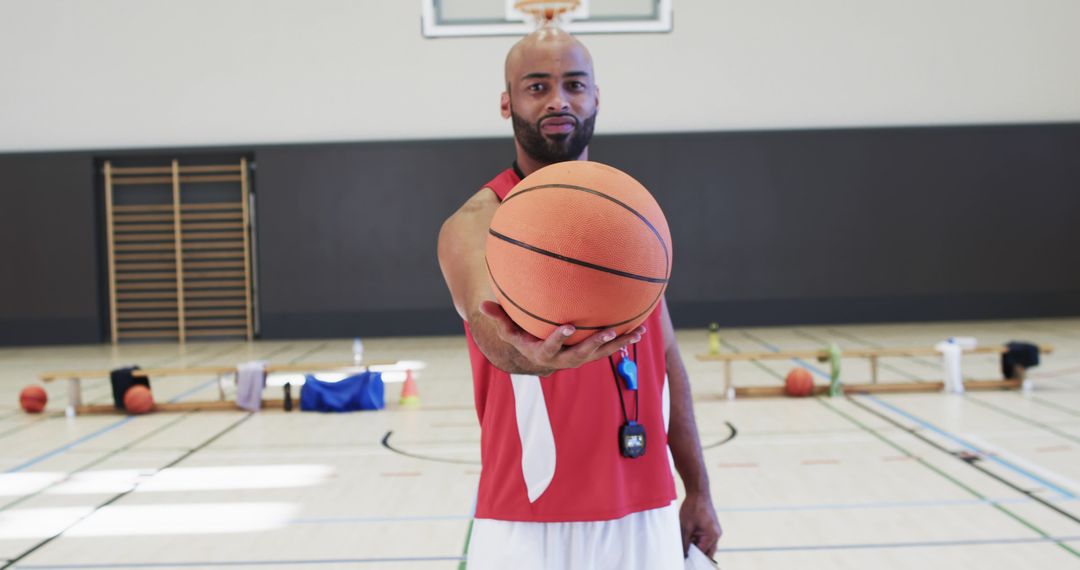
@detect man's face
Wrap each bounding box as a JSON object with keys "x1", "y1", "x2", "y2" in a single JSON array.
[{"x1": 503, "y1": 38, "x2": 599, "y2": 164}]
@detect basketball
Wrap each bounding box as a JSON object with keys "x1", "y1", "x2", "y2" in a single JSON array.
[
  {"x1": 123, "y1": 385, "x2": 155, "y2": 415},
  {"x1": 486, "y1": 161, "x2": 672, "y2": 345},
  {"x1": 785, "y1": 368, "x2": 814, "y2": 397},
  {"x1": 19, "y1": 385, "x2": 47, "y2": 414}
]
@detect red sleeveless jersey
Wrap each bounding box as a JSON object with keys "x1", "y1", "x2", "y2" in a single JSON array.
[{"x1": 465, "y1": 165, "x2": 676, "y2": 522}]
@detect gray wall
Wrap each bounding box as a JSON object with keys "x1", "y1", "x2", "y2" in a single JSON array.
[
  {"x1": 2, "y1": 123, "x2": 1079, "y2": 345},
  {"x1": 0, "y1": 154, "x2": 100, "y2": 344}
]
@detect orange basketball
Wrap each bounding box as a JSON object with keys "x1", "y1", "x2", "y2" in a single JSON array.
[
  {"x1": 486, "y1": 161, "x2": 672, "y2": 345},
  {"x1": 20, "y1": 385, "x2": 47, "y2": 414},
  {"x1": 785, "y1": 368, "x2": 815, "y2": 397},
  {"x1": 123, "y1": 385, "x2": 155, "y2": 415}
]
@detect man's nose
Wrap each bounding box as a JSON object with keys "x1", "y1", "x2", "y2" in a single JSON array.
[{"x1": 546, "y1": 89, "x2": 571, "y2": 113}]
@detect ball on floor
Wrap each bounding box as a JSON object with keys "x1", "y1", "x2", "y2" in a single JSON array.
[
  {"x1": 20, "y1": 385, "x2": 47, "y2": 413},
  {"x1": 123, "y1": 385, "x2": 155, "y2": 414},
  {"x1": 784, "y1": 368, "x2": 814, "y2": 397}
]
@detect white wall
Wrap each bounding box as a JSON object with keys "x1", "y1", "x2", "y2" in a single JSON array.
[{"x1": 1, "y1": 0, "x2": 1078, "y2": 152}]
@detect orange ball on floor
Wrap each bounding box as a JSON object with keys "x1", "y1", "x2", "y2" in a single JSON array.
[
  {"x1": 785, "y1": 368, "x2": 815, "y2": 397},
  {"x1": 20, "y1": 385, "x2": 47, "y2": 414},
  {"x1": 123, "y1": 385, "x2": 155, "y2": 415}
]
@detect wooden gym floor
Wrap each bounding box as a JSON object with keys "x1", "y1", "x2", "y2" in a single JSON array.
[{"x1": 0, "y1": 317, "x2": 1078, "y2": 569}]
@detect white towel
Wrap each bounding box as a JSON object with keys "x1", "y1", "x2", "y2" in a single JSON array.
[{"x1": 235, "y1": 360, "x2": 267, "y2": 412}]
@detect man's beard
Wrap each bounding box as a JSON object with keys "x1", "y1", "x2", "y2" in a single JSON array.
[{"x1": 511, "y1": 110, "x2": 597, "y2": 164}]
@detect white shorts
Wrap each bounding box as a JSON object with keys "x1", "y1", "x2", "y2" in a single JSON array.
[{"x1": 466, "y1": 502, "x2": 684, "y2": 570}]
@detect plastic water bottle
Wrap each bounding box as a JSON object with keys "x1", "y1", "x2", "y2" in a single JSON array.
[
  {"x1": 708, "y1": 323, "x2": 721, "y2": 355},
  {"x1": 352, "y1": 337, "x2": 364, "y2": 366}
]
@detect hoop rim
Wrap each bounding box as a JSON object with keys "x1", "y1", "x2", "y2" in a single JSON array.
[{"x1": 513, "y1": 0, "x2": 582, "y2": 24}]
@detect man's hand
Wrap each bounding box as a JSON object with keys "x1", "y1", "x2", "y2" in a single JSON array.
[
  {"x1": 679, "y1": 492, "x2": 722, "y2": 558},
  {"x1": 478, "y1": 300, "x2": 644, "y2": 376}
]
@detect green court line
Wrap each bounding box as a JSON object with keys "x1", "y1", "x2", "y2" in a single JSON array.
[
  {"x1": 813, "y1": 328, "x2": 1080, "y2": 444},
  {"x1": 458, "y1": 517, "x2": 475, "y2": 570},
  {"x1": 817, "y1": 397, "x2": 1080, "y2": 559},
  {"x1": 737, "y1": 328, "x2": 1080, "y2": 558}
]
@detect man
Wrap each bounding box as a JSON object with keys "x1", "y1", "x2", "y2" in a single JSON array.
[{"x1": 437, "y1": 28, "x2": 721, "y2": 569}]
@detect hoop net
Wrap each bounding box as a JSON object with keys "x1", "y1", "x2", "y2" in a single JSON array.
[{"x1": 514, "y1": 0, "x2": 581, "y2": 30}]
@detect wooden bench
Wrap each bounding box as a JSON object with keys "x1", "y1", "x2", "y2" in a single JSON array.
[
  {"x1": 40, "y1": 360, "x2": 396, "y2": 416},
  {"x1": 695, "y1": 344, "x2": 1054, "y2": 399}
]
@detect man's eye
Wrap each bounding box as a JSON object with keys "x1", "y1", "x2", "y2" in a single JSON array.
[
  {"x1": 528, "y1": 84, "x2": 545, "y2": 92},
  {"x1": 569, "y1": 81, "x2": 585, "y2": 90}
]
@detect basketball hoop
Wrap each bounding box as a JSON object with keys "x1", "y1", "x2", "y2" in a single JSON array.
[{"x1": 514, "y1": 0, "x2": 581, "y2": 29}]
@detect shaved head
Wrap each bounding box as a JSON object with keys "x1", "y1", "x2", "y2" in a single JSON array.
[
  {"x1": 504, "y1": 28, "x2": 594, "y2": 88},
  {"x1": 501, "y1": 28, "x2": 599, "y2": 168}
]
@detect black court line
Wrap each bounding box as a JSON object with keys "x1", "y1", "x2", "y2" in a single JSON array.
[
  {"x1": 739, "y1": 330, "x2": 1080, "y2": 558},
  {"x1": 847, "y1": 396, "x2": 1080, "y2": 528},
  {"x1": 0, "y1": 412, "x2": 195, "y2": 513},
  {"x1": 702, "y1": 421, "x2": 738, "y2": 450},
  {"x1": 768, "y1": 330, "x2": 1080, "y2": 507},
  {"x1": 1029, "y1": 396, "x2": 1080, "y2": 420},
  {"x1": 812, "y1": 328, "x2": 1080, "y2": 447},
  {"x1": 1, "y1": 413, "x2": 255, "y2": 570},
  {"x1": 381, "y1": 430, "x2": 480, "y2": 465},
  {"x1": 817, "y1": 397, "x2": 1080, "y2": 559},
  {"x1": 0, "y1": 343, "x2": 226, "y2": 443},
  {"x1": 3, "y1": 342, "x2": 302, "y2": 473}
]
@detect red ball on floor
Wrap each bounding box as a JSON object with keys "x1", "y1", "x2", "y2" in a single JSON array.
[
  {"x1": 124, "y1": 385, "x2": 155, "y2": 415},
  {"x1": 784, "y1": 368, "x2": 815, "y2": 397},
  {"x1": 20, "y1": 385, "x2": 47, "y2": 413}
]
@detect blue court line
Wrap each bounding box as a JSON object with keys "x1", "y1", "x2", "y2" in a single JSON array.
[
  {"x1": 716, "y1": 534, "x2": 1080, "y2": 554},
  {"x1": 3, "y1": 377, "x2": 222, "y2": 474},
  {"x1": 740, "y1": 331, "x2": 831, "y2": 377},
  {"x1": 166, "y1": 377, "x2": 220, "y2": 404},
  {"x1": 738, "y1": 331, "x2": 1078, "y2": 500},
  {"x1": 865, "y1": 395, "x2": 1077, "y2": 500},
  {"x1": 4, "y1": 419, "x2": 134, "y2": 473},
  {"x1": 16, "y1": 556, "x2": 466, "y2": 568}
]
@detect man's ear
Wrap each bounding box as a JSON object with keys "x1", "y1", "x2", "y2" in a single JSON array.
[{"x1": 500, "y1": 91, "x2": 511, "y2": 120}]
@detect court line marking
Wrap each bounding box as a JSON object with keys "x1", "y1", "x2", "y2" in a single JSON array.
[
  {"x1": 815, "y1": 327, "x2": 1080, "y2": 434},
  {"x1": 739, "y1": 331, "x2": 1080, "y2": 558},
  {"x1": 865, "y1": 396, "x2": 1076, "y2": 500},
  {"x1": 15, "y1": 556, "x2": 467, "y2": 568},
  {"x1": 4, "y1": 342, "x2": 306, "y2": 474},
  {"x1": 715, "y1": 534, "x2": 1080, "y2": 554},
  {"x1": 12, "y1": 536, "x2": 1080, "y2": 567}
]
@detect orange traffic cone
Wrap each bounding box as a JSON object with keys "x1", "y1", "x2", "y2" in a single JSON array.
[{"x1": 400, "y1": 370, "x2": 420, "y2": 406}]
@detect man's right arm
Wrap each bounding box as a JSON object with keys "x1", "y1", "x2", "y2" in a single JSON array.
[{"x1": 437, "y1": 188, "x2": 642, "y2": 376}]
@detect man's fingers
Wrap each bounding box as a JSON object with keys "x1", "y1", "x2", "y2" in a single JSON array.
[
  {"x1": 538, "y1": 325, "x2": 575, "y2": 359},
  {"x1": 702, "y1": 535, "x2": 719, "y2": 558}
]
